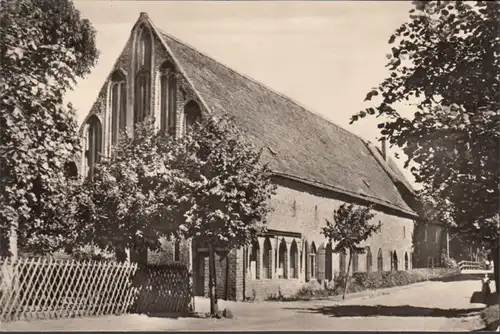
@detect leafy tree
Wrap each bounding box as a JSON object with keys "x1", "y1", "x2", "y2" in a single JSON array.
[
  {"x1": 172, "y1": 115, "x2": 276, "y2": 316},
  {"x1": 71, "y1": 119, "x2": 185, "y2": 261},
  {"x1": 0, "y1": 0, "x2": 99, "y2": 256},
  {"x1": 74, "y1": 115, "x2": 276, "y2": 316},
  {"x1": 322, "y1": 204, "x2": 381, "y2": 299},
  {"x1": 350, "y1": 1, "x2": 500, "y2": 291}
]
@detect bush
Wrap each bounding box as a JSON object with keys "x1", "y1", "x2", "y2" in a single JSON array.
[
  {"x1": 481, "y1": 304, "x2": 500, "y2": 330},
  {"x1": 267, "y1": 268, "x2": 459, "y2": 302},
  {"x1": 440, "y1": 254, "x2": 458, "y2": 269}
]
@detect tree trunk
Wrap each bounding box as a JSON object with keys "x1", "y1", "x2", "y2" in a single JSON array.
[
  {"x1": 208, "y1": 244, "x2": 219, "y2": 317},
  {"x1": 343, "y1": 251, "x2": 352, "y2": 300},
  {"x1": 491, "y1": 244, "x2": 499, "y2": 295}
]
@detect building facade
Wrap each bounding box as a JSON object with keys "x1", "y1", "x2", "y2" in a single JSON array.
[{"x1": 79, "y1": 13, "x2": 443, "y2": 301}]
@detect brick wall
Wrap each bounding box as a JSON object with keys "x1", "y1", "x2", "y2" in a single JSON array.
[
  {"x1": 239, "y1": 177, "x2": 422, "y2": 300},
  {"x1": 148, "y1": 238, "x2": 191, "y2": 266}
]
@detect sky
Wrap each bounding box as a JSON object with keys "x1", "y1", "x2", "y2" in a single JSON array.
[{"x1": 68, "y1": 0, "x2": 418, "y2": 185}]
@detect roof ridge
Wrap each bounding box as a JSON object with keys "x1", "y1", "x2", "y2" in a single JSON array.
[{"x1": 157, "y1": 29, "x2": 369, "y2": 144}]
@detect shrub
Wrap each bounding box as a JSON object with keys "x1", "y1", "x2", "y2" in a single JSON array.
[
  {"x1": 267, "y1": 268, "x2": 459, "y2": 302},
  {"x1": 440, "y1": 254, "x2": 458, "y2": 269}
]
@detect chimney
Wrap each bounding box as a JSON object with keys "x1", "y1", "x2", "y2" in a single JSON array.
[{"x1": 381, "y1": 137, "x2": 388, "y2": 161}]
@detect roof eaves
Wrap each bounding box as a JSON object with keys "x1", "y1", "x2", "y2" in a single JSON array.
[{"x1": 272, "y1": 171, "x2": 419, "y2": 219}]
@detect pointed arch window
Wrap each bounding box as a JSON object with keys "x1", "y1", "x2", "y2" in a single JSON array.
[
  {"x1": 391, "y1": 251, "x2": 399, "y2": 271},
  {"x1": 110, "y1": 71, "x2": 127, "y2": 146},
  {"x1": 263, "y1": 238, "x2": 272, "y2": 279},
  {"x1": 184, "y1": 100, "x2": 202, "y2": 132},
  {"x1": 366, "y1": 247, "x2": 373, "y2": 273},
  {"x1": 85, "y1": 115, "x2": 102, "y2": 178},
  {"x1": 339, "y1": 252, "x2": 347, "y2": 274},
  {"x1": 309, "y1": 242, "x2": 317, "y2": 280},
  {"x1": 160, "y1": 61, "x2": 177, "y2": 136},
  {"x1": 377, "y1": 248, "x2": 383, "y2": 272},
  {"x1": 134, "y1": 26, "x2": 152, "y2": 127},
  {"x1": 352, "y1": 251, "x2": 359, "y2": 273}
]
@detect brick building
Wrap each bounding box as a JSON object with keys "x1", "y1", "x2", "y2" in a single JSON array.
[{"x1": 78, "y1": 13, "x2": 443, "y2": 301}]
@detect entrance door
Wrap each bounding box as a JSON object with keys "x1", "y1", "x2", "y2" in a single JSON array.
[{"x1": 195, "y1": 253, "x2": 206, "y2": 296}]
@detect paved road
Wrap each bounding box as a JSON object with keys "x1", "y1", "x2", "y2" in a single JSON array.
[{"x1": 1, "y1": 278, "x2": 492, "y2": 332}]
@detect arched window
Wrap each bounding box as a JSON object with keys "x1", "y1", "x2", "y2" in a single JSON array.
[
  {"x1": 309, "y1": 242, "x2": 317, "y2": 280},
  {"x1": 352, "y1": 251, "x2": 359, "y2": 273},
  {"x1": 434, "y1": 255, "x2": 440, "y2": 267},
  {"x1": 391, "y1": 251, "x2": 398, "y2": 271},
  {"x1": 404, "y1": 252, "x2": 409, "y2": 270},
  {"x1": 317, "y1": 244, "x2": 326, "y2": 281},
  {"x1": 290, "y1": 240, "x2": 298, "y2": 279},
  {"x1": 339, "y1": 252, "x2": 347, "y2": 274},
  {"x1": 86, "y1": 115, "x2": 102, "y2": 178},
  {"x1": 134, "y1": 26, "x2": 152, "y2": 127},
  {"x1": 278, "y1": 239, "x2": 288, "y2": 279},
  {"x1": 110, "y1": 71, "x2": 127, "y2": 146},
  {"x1": 173, "y1": 240, "x2": 180, "y2": 262},
  {"x1": 249, "y1": 240, "x2": 260, "y2": 280},
  {"x1": 325, "y1": 242, "x2": 333, "y2": 281},
  {"x1": 184, "y1": 100, "x2": 202, "y2": 132},
  {"x1": 262, "y1": 237, "x2": 272, "y2": 279},
  {"x1": 377, "y1": 248, "x2": 383, "y2": 272},
  {"x1": 135, "y1": 26, "x2": 152, "y2": 71},
  {"x1": 160, "y1": 61, "x2": 176, "y2": 136},
  {"x1": 366, "y1": 247, "x2": 373, "y2": 273},
  {"x1": 428, "y1": 256, "x2": 434, "y2": 268}
]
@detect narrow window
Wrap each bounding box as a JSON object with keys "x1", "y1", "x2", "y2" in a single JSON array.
[
  {"x1": 184, "y1": 100, "x2": 202, "y2": 133},
  {"x1": 134, "y1": 26, "x2": 152, "y2": 127},
  {"x1": 352, "y1": 251, "x2": 359, "y2": 273},
  {"x1": 110, "y1": 71, "x2": 126, "y2": 146},
  {"x1": 86, "y1": 115, "x2": 102, "y2": 178},
  {"x1": 404, "y1": 252, "x2": 409, "y2": 270},
  {"x1": 377, "y1": 248, "x2": 383, "y2": 272},
  {"x1": 391, "y1": 251, "x2": 398, "y2": 271},
  {"x1": 160, "y1": 61, "x2": 176, "y2": 135},
  {"x1": 278, "y1": 239, "x2": 288, "y2": 279},
  {"x1": 339, "y1": 252, "x2": 347, "y2": 274},
  {"x1": 174, "y1": 240, "x2": 180, "y2": 262},
  {"x1": 250, "y1": 240, "x2": 260, "y2": 280},
  {"x1": 290, "y1": 240, "x2": 299, "y2": 279},
  {"x1": 262, "y1": 237, "x2": 272, "y2": 279},
  {"x1": 366, "y1": 247, "x2": 373, "y2": 273},
  {"x1": 309, "y1": 242, "x2": 317, "y2": 279}
]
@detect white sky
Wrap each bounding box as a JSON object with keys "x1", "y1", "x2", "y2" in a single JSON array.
[{"x1": 67, "y1": 0, "x2": 418, "y2": 186}]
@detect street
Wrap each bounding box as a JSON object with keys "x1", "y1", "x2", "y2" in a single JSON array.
[{"x1": 1, "y1": 277, "x2": 491, "y2": 332}]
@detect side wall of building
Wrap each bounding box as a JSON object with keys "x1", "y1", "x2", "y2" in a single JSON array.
[{"x1": 237, "y1": 178, "x2": 417, "y2": 300}]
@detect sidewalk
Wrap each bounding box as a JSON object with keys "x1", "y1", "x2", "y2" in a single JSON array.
[{"x1": 0, "y1": 279, "x2": 461, "y2": 332}]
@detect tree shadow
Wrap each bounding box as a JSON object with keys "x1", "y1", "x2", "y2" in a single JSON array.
[
  {"x1": 138, "y1": 311, "x2": 207, "y2": 319},
  {"x1": 432, "y1": 273, "x2": 494, "y2": 282},
  {"x1": 283, "y1": 304, "x2": 484, "y2": 318}
]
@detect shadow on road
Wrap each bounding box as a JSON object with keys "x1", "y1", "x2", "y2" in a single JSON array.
[{"x1": 284, "y1": 304, "x2": 484, "y2": 318}]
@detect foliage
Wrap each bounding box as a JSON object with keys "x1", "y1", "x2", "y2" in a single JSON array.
[
  {"x1": 72, "y1": 119, "x2": 184, "y2": 256},
  {"x1": 265, "y1": 268, "x2": 459, "y2": 302},
  {"x1": 481, "y1": 304, "x2": 500, "y2": 331},
  {"x1": 322, "y1": 203, "x2": 381, "y2": 299},
  {"x1": 350, "y1": 1, "x2": 499, "y2": 248},
  {"x1": 323, "y1": 204, "x2": 380, "y2": 256},
  {"x1": 170, "y1": 115, "x2": 277, "y2": 249},
  {"x1": 440, "y1": 254, "x2": 458, "y2": 269},
  {"x1": 0, "y1": 0, "x2": 99, "y2": 255}
]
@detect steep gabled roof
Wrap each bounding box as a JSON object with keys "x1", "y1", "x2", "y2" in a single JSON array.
[{"x1": 147, "y1": 20, "x2": 417, "y2": 217}]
